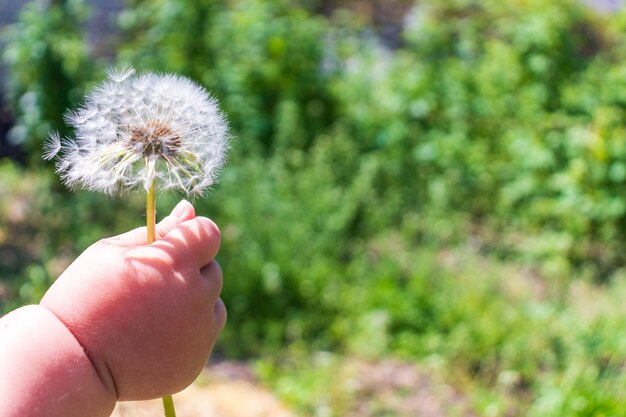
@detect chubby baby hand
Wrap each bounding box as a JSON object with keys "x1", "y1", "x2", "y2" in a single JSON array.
[{"x1": 40, "y1": 200, "x2": 226, "y2": 400}]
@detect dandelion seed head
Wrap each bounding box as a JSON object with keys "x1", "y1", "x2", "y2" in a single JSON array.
[{"x1": 47, "y1": 67, "x2": 230, "y2": 195}]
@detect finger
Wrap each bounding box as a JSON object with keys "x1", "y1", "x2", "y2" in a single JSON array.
[
  {"x1": 213, "y1": 298, "x2": 227, "y2": 332},
  {"x1": 154, "y1": 200, "x2": 195, "y2": 240},
  {"x1": 200, "y1": 261, "x2": 223, "y2": 299},
  {"x1": 112, "y1": 200, "x2": 195, "y2": 246},
  {"x1": 153, "y1": 216, "x2": 221, "y2": 268}
]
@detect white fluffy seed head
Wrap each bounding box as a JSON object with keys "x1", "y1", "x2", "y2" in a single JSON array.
[{"x1": 45, "y1": 67, "x2": 230, "y2": 195}]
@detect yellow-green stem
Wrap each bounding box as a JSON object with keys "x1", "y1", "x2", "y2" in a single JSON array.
[
  {"x1": 147, "y1": 182, "x2": 156, "y2": 244},
  {"x1": 146, "y1": 183, "x2": 177, "y2": 417},
  {"x1": 162, "y1": 395, "x2": 177, "y2": 417}
]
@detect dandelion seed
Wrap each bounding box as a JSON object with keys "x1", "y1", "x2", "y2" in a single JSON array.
[
  {"x1": 106, "y1": 65, "x2": 136, "y2": 83},
  {"x1": 42, "y1": 131, "x2": 62, "y2": 160},
  {"x1": 46, "y1": 67, "x2": 230, "y2": 195}
]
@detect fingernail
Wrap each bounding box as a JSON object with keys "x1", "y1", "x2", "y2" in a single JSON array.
[{"x1": 172, "y1": 199, "x2": 190, "y2": 218}]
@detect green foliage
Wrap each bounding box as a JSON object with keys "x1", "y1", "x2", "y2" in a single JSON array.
[
  {"x1": 206, "y1": 131, "x2": 375, "y2": 353},
  {"x1": 118, "y1": 0, "x2": 335, "y2": 155},
  {"x1": 1, "y1": 0, "x2": 95, "y2": 162}
]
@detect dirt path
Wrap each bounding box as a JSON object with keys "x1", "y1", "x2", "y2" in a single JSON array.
[
  {"x1": 340, "y1": 359, "x2": 476, "y2": 417},
  {"x1": 112, "y1": 362, "x2": 294, "y2": 417},
  {"x1": 111, "y1": 359, "x2": 475, "y2": 417},
  {"x1": 112, "y1": 381, "x2": 294, "y2": 417}
]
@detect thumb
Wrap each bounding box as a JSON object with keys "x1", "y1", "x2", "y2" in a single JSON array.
[{"x1": 110, "y1": 200, "x2": 196, "y2": 246}]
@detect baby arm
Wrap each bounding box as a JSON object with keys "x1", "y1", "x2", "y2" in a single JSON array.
[
  {"x1": 0, "y1": 304, "x2": 117, "y2": 417},
  {"x1": 0, "y1": 200, "x2": 226, "y2": 416}
]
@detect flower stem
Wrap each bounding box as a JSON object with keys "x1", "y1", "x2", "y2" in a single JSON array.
[
  {"x1": 146, "y1": 183, "x2": 177, "y2": 417},
  {"x1": 162, "y1": 395, "x2": 177, "y2": 417},
  {"x1": 147, "y1": 182, "x2": 156, "y2": 244}
]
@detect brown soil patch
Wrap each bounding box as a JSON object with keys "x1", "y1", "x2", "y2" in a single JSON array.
[
  {"x1": 342, "y1": 358, "x2": 476, "y2": 417},
  {"x1": 112, "y1": 362, "x2": 294, "y2": 417}
]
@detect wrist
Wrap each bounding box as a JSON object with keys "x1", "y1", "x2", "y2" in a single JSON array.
[{"x1": 0, "y1": 305, "x2": 116, "y2": 417}]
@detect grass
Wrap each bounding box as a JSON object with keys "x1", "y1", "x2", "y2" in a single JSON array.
[{"x1": 252, "y1": 240, "x2": 626, "y2": 417}]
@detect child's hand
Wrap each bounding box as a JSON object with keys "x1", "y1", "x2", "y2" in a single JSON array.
[{"x1": 40, "y1": 200, "x2": 226, "y2": 401}]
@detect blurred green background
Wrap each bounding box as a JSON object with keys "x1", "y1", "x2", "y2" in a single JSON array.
[{"x1": 2, "y1": 0, "x2": 626, "y2": 416}]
